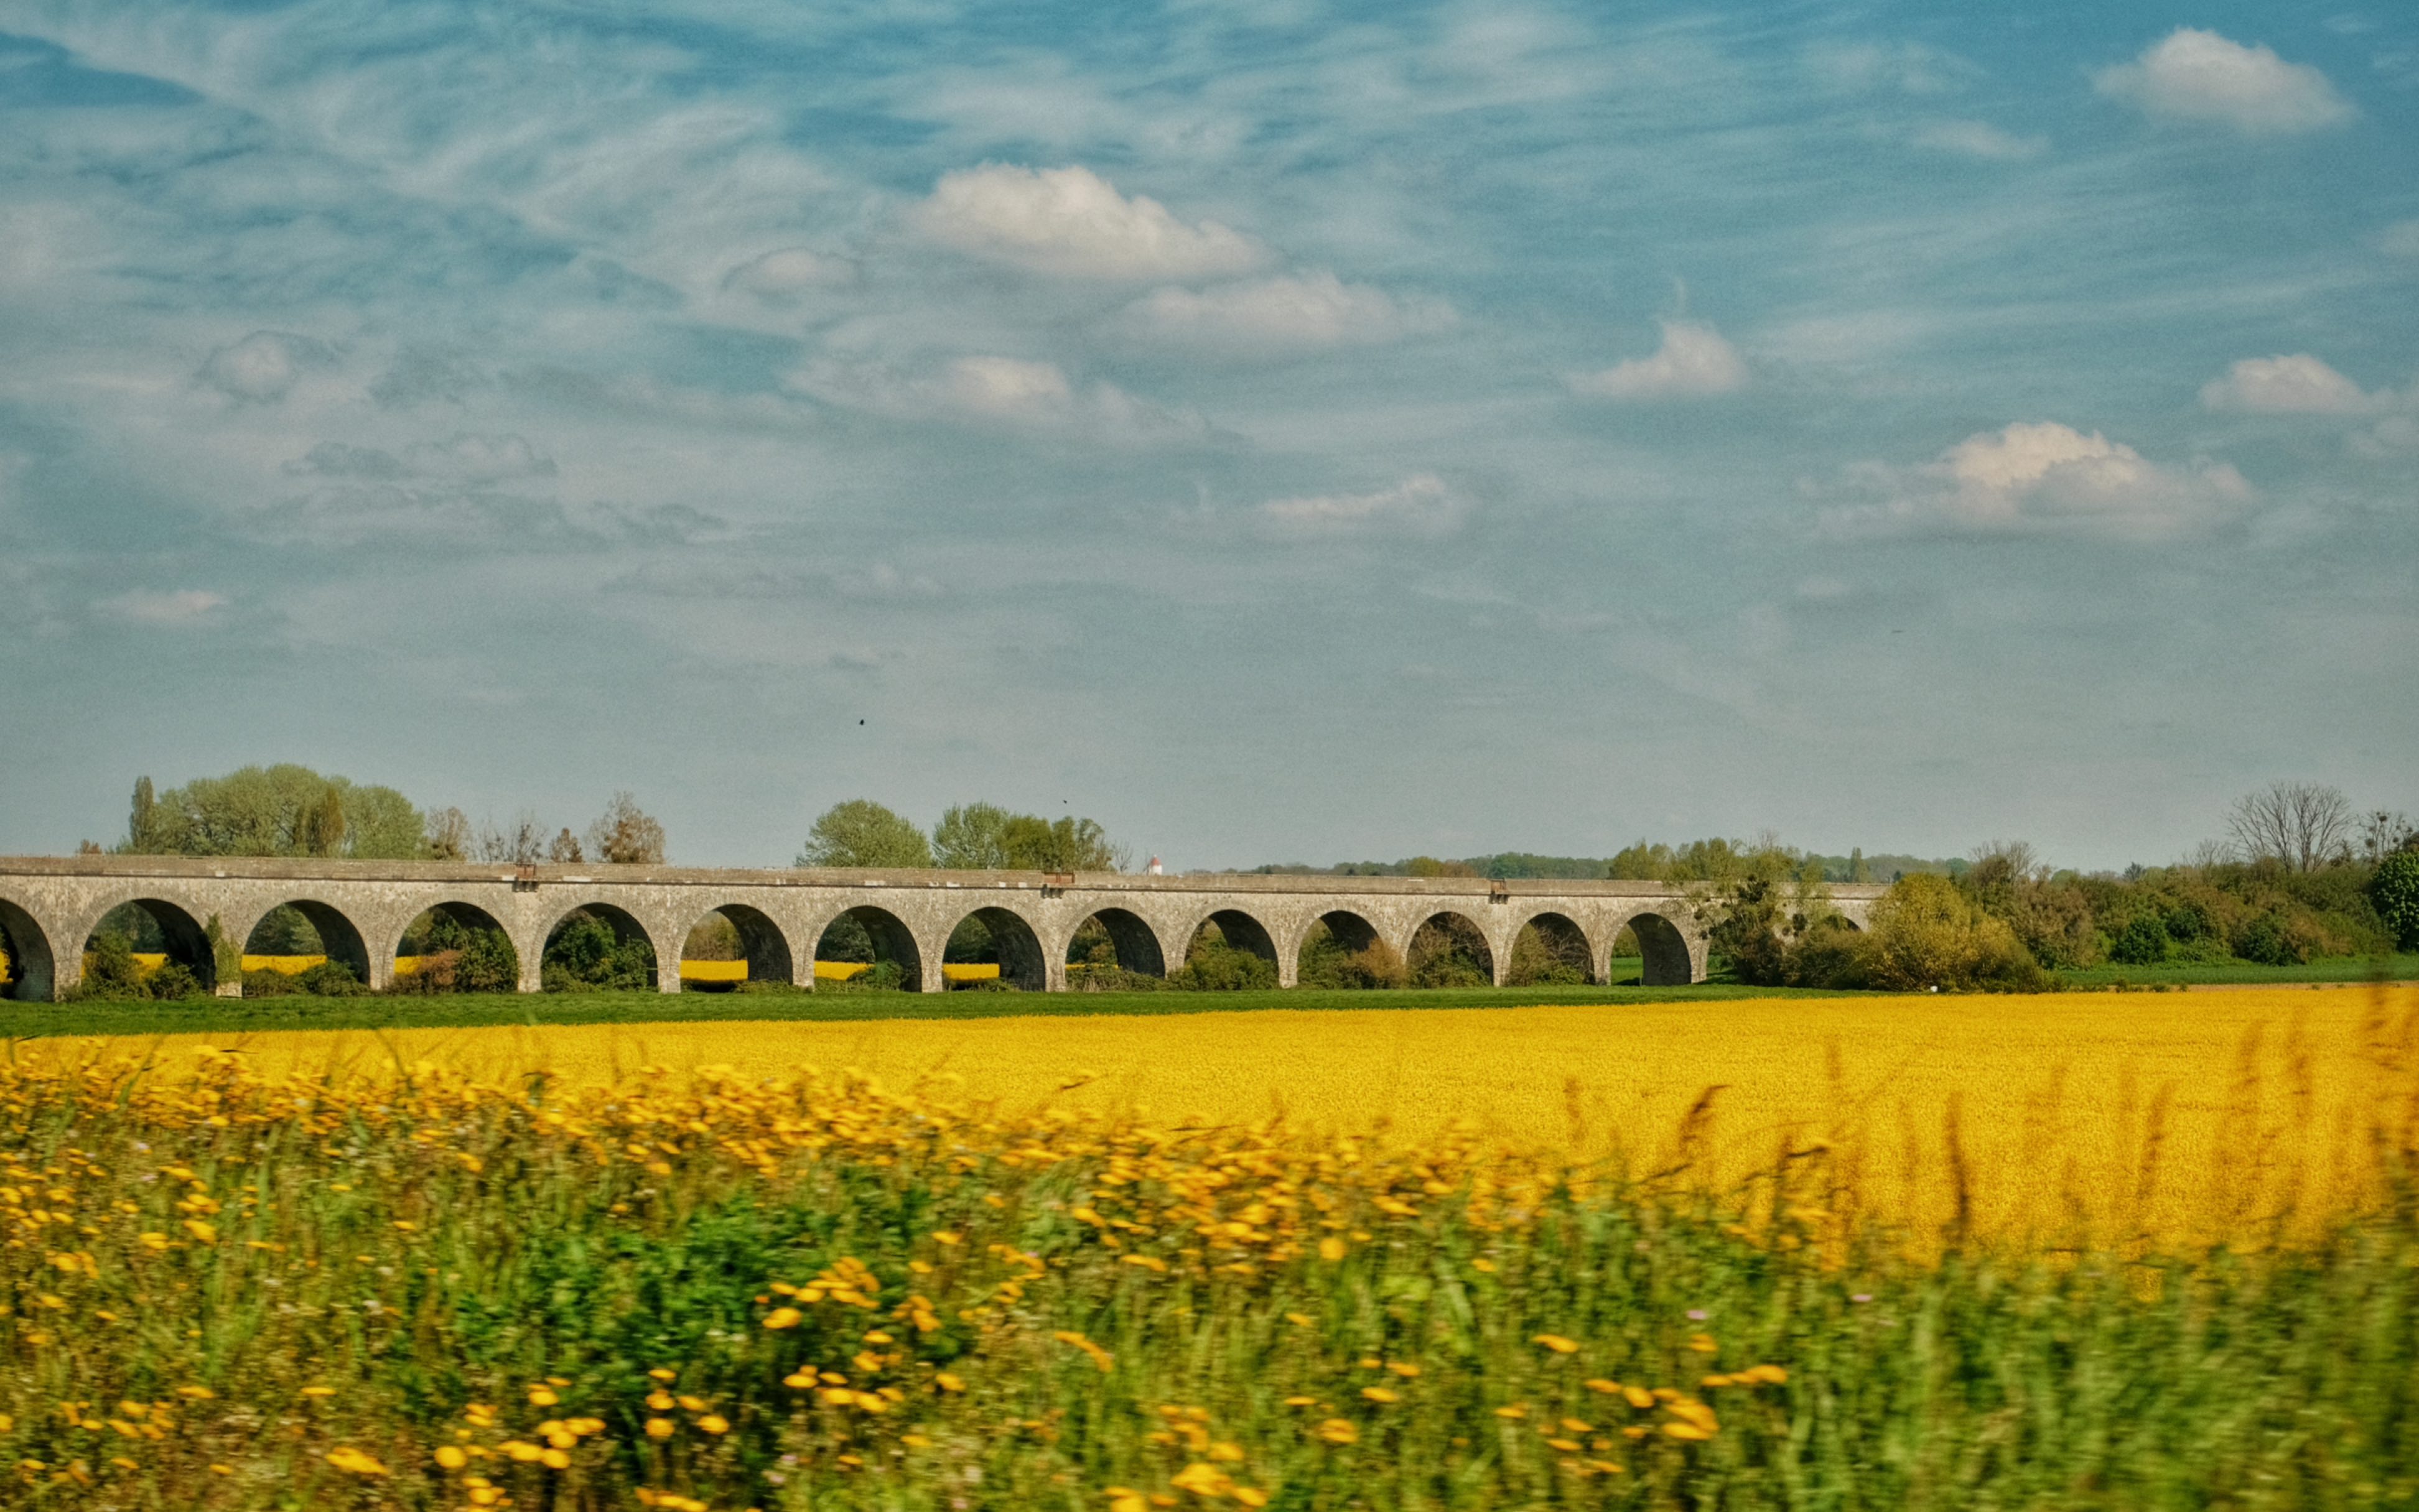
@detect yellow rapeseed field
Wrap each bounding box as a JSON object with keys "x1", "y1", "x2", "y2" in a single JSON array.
[{"x1": 35, "y1": 985, "x2": 2417, "y2": 1250}]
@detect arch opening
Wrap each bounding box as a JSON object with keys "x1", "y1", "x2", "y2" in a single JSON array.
[
  {"x1": 1506, "y1": 912, "x2": 1593, "y2": 986},
  {"x1": 1408, "y1": 911, "x2": 1494, "y2": 988},
  {"x1": 541, "y1": 903, "x2": 658, "y2": 992},
  {"x1": 395, "y1": 902, "x2": 520, "y2": 994},
  {"x1": 1296, "y1": 911, "x2": 1402, "y2": 990},
  {"x1": 1628, "y1": 912, "x2": 1697, "y2": 986},
  {"x1": 814, "y1": 906, "x2": 921, "y2": 993},
  {"x1": 681, "y1": 905, "x2": 794, "y2": 993},
  {"x1": 80, "y1": 898, "x2": 216, "y2": 1000},
  {"x1": 240, "y1": 901, "x2": 373, "y2": 997},
  {"x1": 943, "y1": 907, "x2": 1045, "y2": 992},
  {"x1": 1066, "y1": 907, "x2": 1165, "y2": 989},
  {"x1": 1178, "y1": 911, "x2": 1278, "y2": 990},
  {"x1": 0, "y1": 896, "x2": 57, "y2": 1003}
]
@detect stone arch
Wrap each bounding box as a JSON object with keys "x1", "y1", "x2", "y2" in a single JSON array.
[
  {"x1": 1624, "y1": 911, "x2": 1699, "y2": 986},
  {"x1": 541, "y1": 901, "x2": 663, "y2": 991},
  {"x1": 943, "y1": 904, "x2": 1047, "y2": 992},
  {"x1": 681, "y1": 903, "x2": 795, "y2": 990},
  {"x1": 1407, "y1": 910, "x2": 1496, "y2": 988},
  {"x1": 1183, "y1": 907, "x2": 1279, "y2": 965},
  {"x1": 81, "y1": 896, "x2": 219, "y2": 993},
  {"x1": 1065, "y1": 906, "x2": 1165, "y2": 981},
  {"x1": 0, "y1": 894, "x2": 57, "y2": 1002},
  {"x1": 813, "y1": 904, "x2": 923, "y2": 993},
  {"x1": 1294, "y1": 909, "x2": 1400, "y2": 989},
  {"x1": 395, "y1": 901, "x2": 521, "y2": 993},
  {"x1": 1506, "y1": 909, "x2": 1593, "y2": 986},
  {"x1": 241, "y1": 899, "x2": 372, "y2": 987}
]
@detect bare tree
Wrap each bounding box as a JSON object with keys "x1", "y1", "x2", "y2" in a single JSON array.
[
  {"x1": 477, "y1": 811, "x2": 548, "y2": 866},
  {"x1": 2357, "y1": 809, "x2": 2417, "y2": 863},
  {"x1": 423, "y1": 807, "x2": 472, "y2": 862},
  {"x1": 586, "y1": 792, "x2": 666, "y2": 865},
  {"x1": 2228, "y1": 781, "x2": 2354, "y2": 873},
  {"x1": 547, "y1": 828, "x2": 585, "y2": 864}
]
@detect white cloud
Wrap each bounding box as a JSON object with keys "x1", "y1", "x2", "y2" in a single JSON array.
[
  {"x1": 1119, "y1": 271, "x2": 1455, "y2": 355},
  {"x1": 197, "y1": 331, "x2": 335, "y2": 404},
  {"x1": 1569, "y1": 320, "x2": 1747, "y2": 400},
  {"x1": 790, "y1": 354, "x2": 1210, "y2": 446},
  {"x1": 2095, "y1": 29, "x2": 2354, "y2": 136},
  {"x1": 722, "y1": 247, "x2": 857, "y2": 301},
  {"x1": 1910, "y1": 119, "x2": 2048, "y2": 160},
  {"x1": 1254, "y1": 474, "x2": 1463, "y2": 539},
  {"x1": 405, "y1": 434, "x2": 557, "y2": 481},
  {"x1": 2200, "y1": 354, "x2": 2380, "y2": 414},
  {"x1": 1824, "y1": 421, "x2": 2255, "y2": 540},
  {"x1": 103, "y1": 588, "x2": 226, "y2": 625},
  {"x1": 1806, "y1": 42, "x2": 1979, "y2": 96},
  {"x1": 912, "y1": 164, "x2": 1268, "y2": 280}
]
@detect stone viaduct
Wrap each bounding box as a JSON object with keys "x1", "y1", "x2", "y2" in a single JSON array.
[{"x1": 0, "y1": 855, "x2": 1889, "y2": 1003}]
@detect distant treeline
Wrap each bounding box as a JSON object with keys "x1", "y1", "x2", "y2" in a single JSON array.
[{"x1": 1255, "y1": 848, "x2": 1965, "y2": 883}]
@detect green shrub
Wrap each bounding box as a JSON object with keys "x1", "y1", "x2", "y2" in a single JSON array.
[
  {"x1": 817, "y1": 960, "x2": 907, "y2": 994},
  {"x1": 2372, "y1": 851, "x2": 2419, "y2": 951},
  {"x1": 1839, "y1": 874, "x2": 2049, "y2": 992},
  {"x1": 1172, "y1": 940, "x2": 1278, "y2": 991},
  {"x1": 143, "y1": 962, "x2": 206, "y2": 1001},
  {"x1": 2109, "y1": 912, "x2": 2170, "y2": 966},
  {"x1": 392, "y1": 911, "x2": 519, "y2": 995},
  {"x1": 1298, "y1": 933, "x2": 1406, "y2": 990},
  {"x1": 543, "y1": 912, "x2": 655, "y2": 991},
  {"x1": 2235, "y1": 911, "x2": 2326, "y2": 967}
]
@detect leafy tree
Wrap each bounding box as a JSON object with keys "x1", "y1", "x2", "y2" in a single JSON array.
[
  {"x1": 799, "y1": 801, "x2": 932, "y2": 868},
  {"x1": 586, "y1": 791, "x2": 667, "y2": 865},
  {"x1": 126, "y1": 766, "x2": 424, "y2": 860},
  {"x1": 2371, "y1": 851, "x2": 2419, "y2": 951},
  {"x1": 932, "y1": 803, "x2": 1015, "y2": 869},
  {"x1": 1848, "y1": 874, "x2": 2046, "y2": 992},
  {"x1": 548, "y1": 828, "x2": 585, "y2": 863}
]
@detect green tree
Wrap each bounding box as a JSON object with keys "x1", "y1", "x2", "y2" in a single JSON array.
[
  {"x1": 125, "y1": 765, "x2": 424, "y2": 860},
  {"x1": 932, "y1": 803, "x2": 1015, "y2": 869},
  {"x1": 586, "y1": 791, "x2": 667, "y2": 865},
  {"x1": 798, "y1": 800, "x2": 933, "y2": 869},
  {"x1": 2374, "y1": 851, "x2": 2419, "y2": 951}
]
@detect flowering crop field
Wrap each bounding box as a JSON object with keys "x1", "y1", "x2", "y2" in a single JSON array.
[{"x1": 1, "y1": 987, "x2": 2414, "y2": 1510}]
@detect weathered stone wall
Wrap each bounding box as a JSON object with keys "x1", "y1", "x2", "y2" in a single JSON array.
[{"x1": 0, "y1": 856, "x2": 1888, "y2": 1003}]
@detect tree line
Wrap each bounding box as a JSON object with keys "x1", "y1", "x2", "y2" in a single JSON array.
[
  {"x1": 105, "y1": 766, "x2": 668, "y2": 866},
  {"x1": 797, "y1": 799, "x2": 1125, "y2": 873}
]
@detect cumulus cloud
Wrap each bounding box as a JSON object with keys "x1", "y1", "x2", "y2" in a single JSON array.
[
  {"x1": 722, "y1": 246, "x2": 857, "y2": 301},
  {"x1": 1119, "y1": 271, "x2": 1455, "y2": 355},
  {"x1": 913, "y1": 164, "x2": 1267, "y2": 280},
  {"x1": 1253, "y1": 474, "x2": 1463, "y2": 539},
  {"x1": 103, "y1": 588, "x2": 226, "y2": 625},
  {"x1": 1911, "y1": 119, "x2": 2048, "y2": 160},
  {"x1": 197, "y1": 331, "x2": 336, "y2": 404},
  {"x1": 2200, "y1": 354, "x2": 2380, "y2": 414},
  {"x1": 791, "y1": 354, "x2": 1210, "y2": 445},
  {"x1": 1823, "y1": 421, "x2": 2254, "y2": 540},
  {"x1": 1569, "y1": 320, "x2": 1748, "y2": 400},
  {"x1": 2095, "y1": 29, "x2": 2354, "y2": 135}
]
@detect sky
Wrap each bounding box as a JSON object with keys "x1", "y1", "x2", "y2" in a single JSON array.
[{"x1": 0, "y1": 0, "x2": 2412, "y2": 873}]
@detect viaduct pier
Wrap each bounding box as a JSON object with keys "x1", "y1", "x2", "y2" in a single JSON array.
[{"x1": 0, "y1": 855, "x2": 1889, "y2": 1001}]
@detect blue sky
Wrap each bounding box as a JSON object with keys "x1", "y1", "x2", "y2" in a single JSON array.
[{"x1": 1, "y1": 0, "x2": 2412, "y2": 871}]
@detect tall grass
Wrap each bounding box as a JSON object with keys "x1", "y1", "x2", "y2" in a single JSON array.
[{"x1": 1, "y1": 992, "x2": 2415, "y2": 1509}]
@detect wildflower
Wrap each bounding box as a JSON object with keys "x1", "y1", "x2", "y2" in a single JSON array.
[
  {"x1": 1361, "y1": 1387, "x2": 1399, "y2": 1403},
  {"x1": 936, "y1": 1373, "x2": 966, "y2": 1393},
  {"x1": 1494, "y1": 1405, "x2": 1528, "y2": 1420},
  {"x1": 764, "y1": 1306, "x2": 803, "y2": 1329},
  {"x1": 645, "y1": 1419, "x2": 674, "y2": 1439},
  {"x1": 1315, "y1": 1419, "x2": 1358, "y2": 1445},
  {"x1": 1285, "y1": 1313, "x2": 1314, "y2": 1327},
  {"x1": 528, "y1": 1386, "x2": 560, "y2": 1406},
  {"x1": 697, "y1": 1415, "x2": 730, "y2": 1435},
  {"x1": 324, "y1": 1447, "x2": 389, "y2": 1476},
  {"x1": 434, "y1": 1447, "x2": 467, "y2": 1470},
  {"x1": 1534, "y1": 1334, "x2": 1580, "y2": 1353},
  {"x1": 181, "y1": 1219, "x2": 216, "y2": 1245},
  {"x1": 1318, "y1": 1236, "x2": 1347, "y2": 1261}
]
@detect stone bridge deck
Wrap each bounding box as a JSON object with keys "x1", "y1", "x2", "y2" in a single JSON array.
[{"x1": 0, "y1": 855, "x2": 1888, "y2": 1001}]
